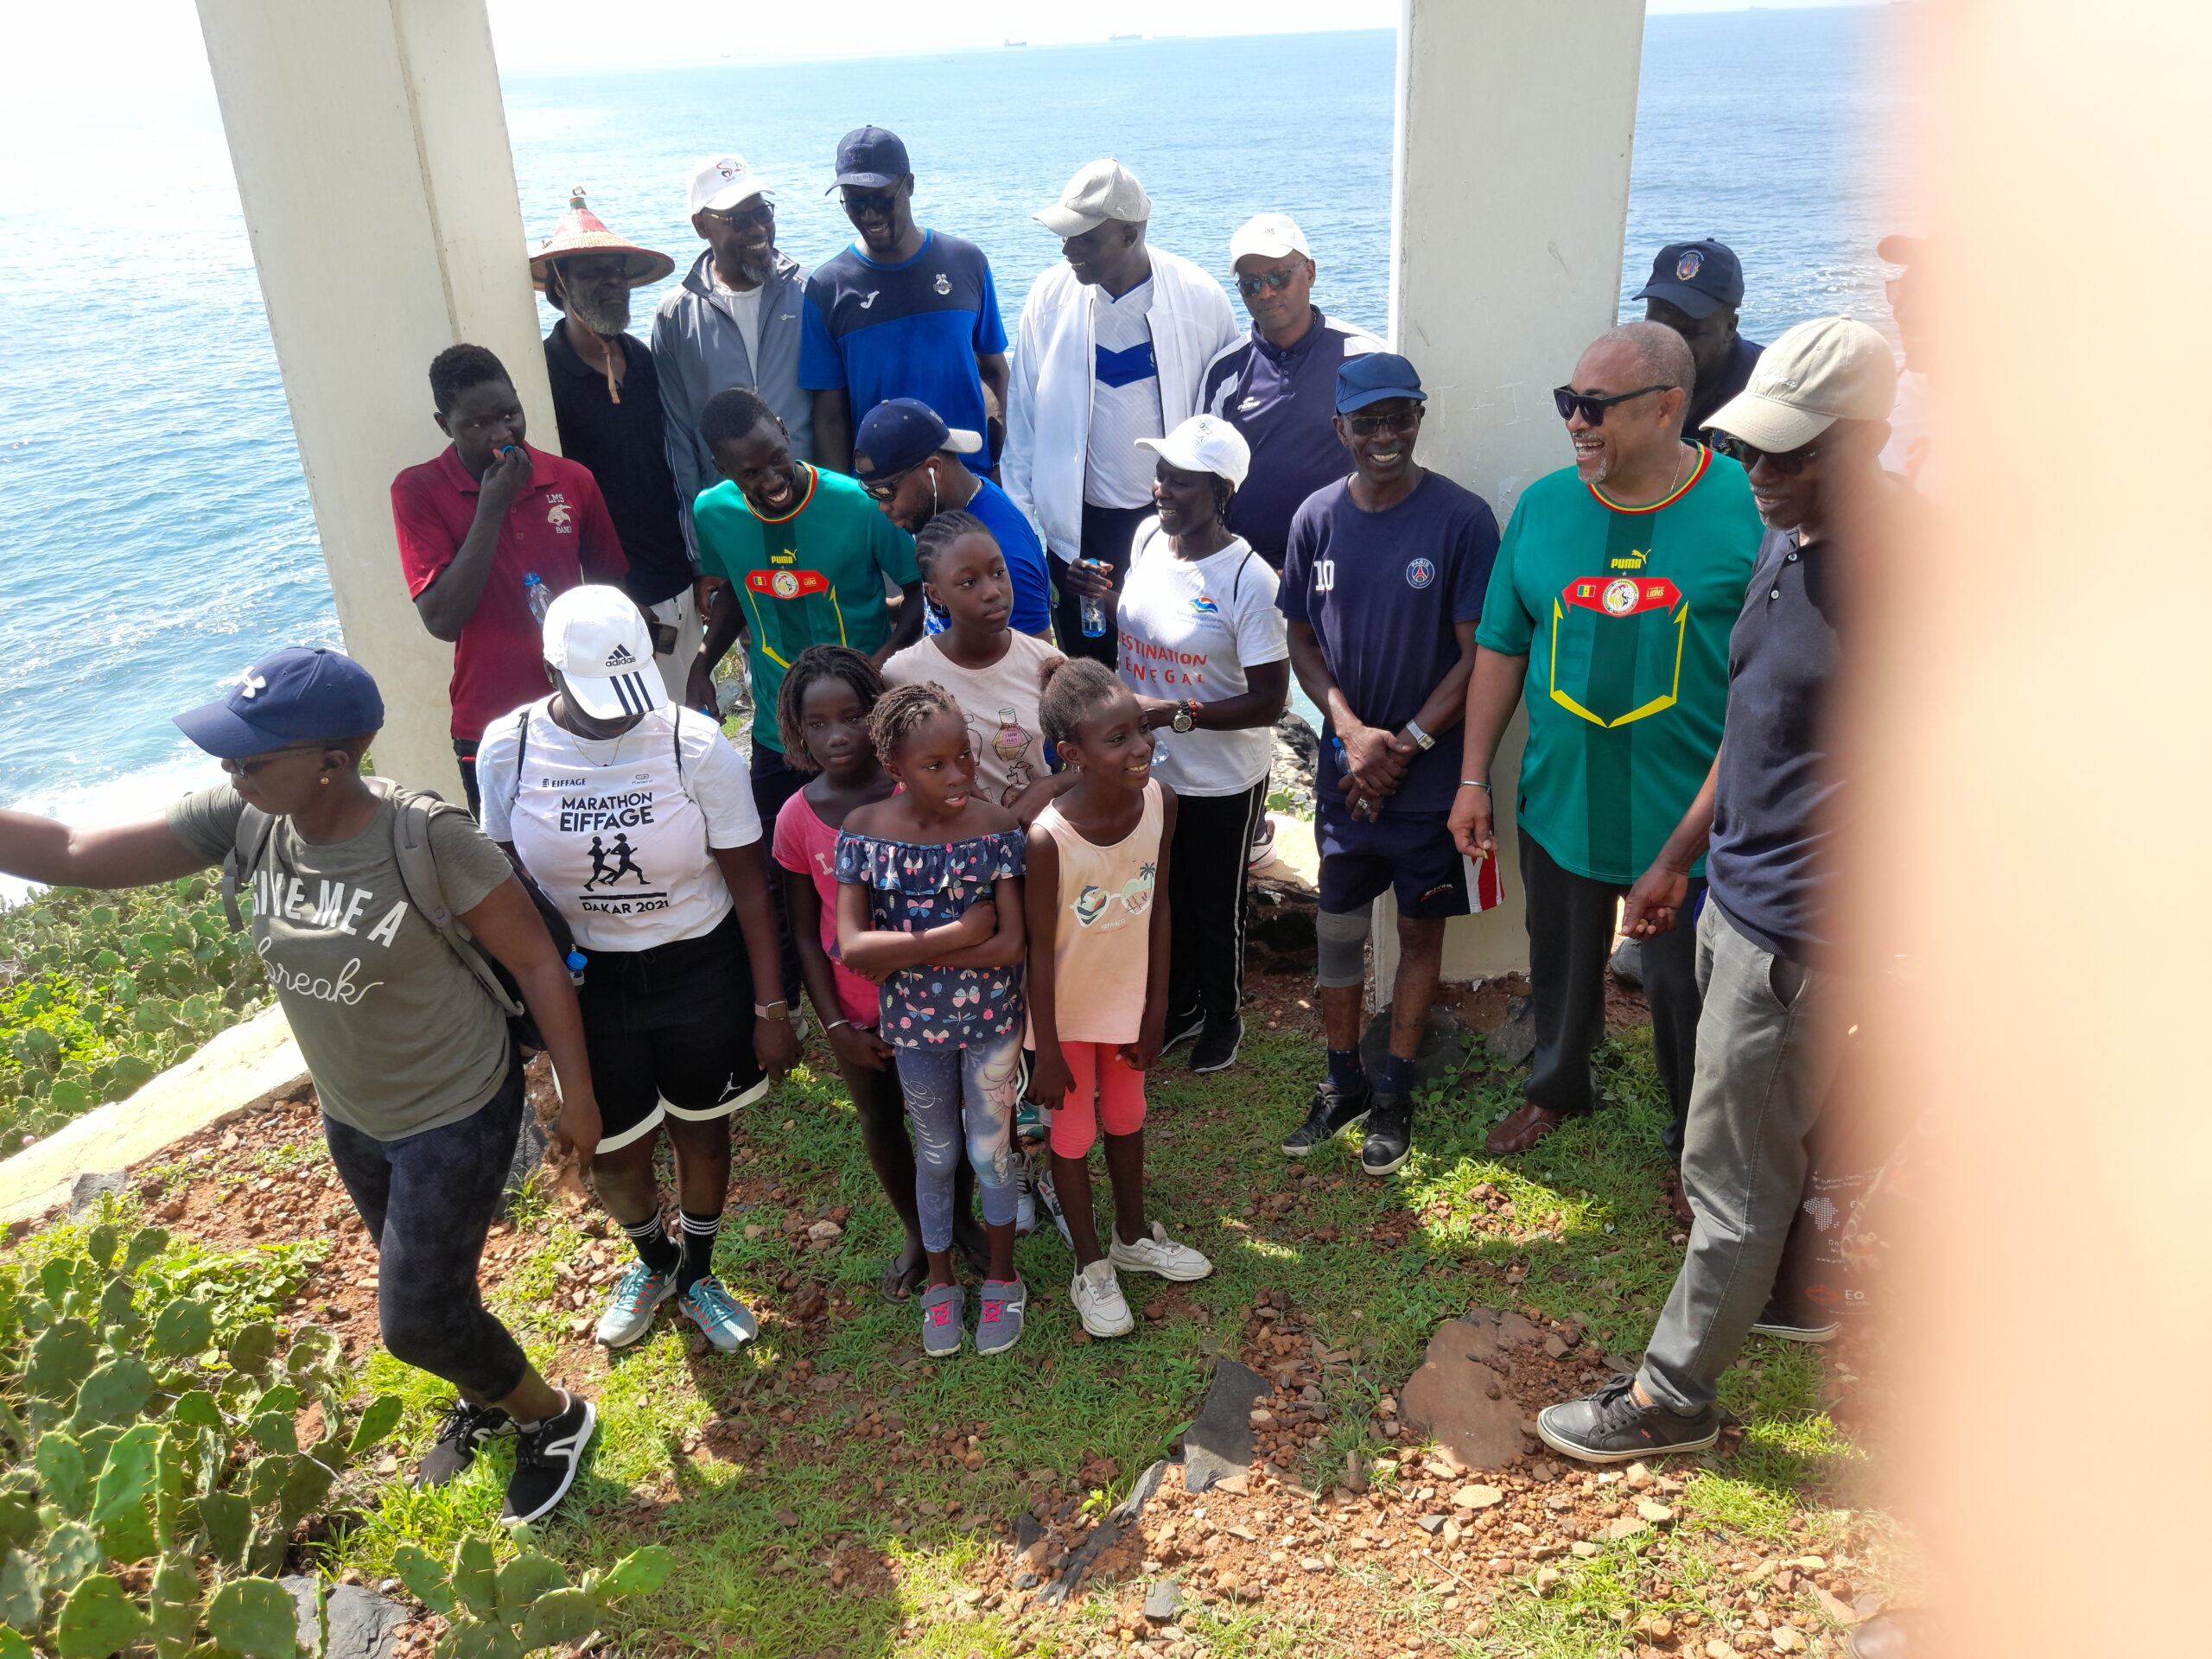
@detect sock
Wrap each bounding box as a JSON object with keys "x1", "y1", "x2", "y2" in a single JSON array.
[
  {"x1": 621, "y1": 1213, "x2": 680, "y2": 1278},
  {"x1": 677, "y1": 1209, "x2": 722, "y2": 1291},
  {"x1": 1376, "y1": 1052, "x2": 1417, "y2": 1096},
  {"x1": 1326, "y1": 1047, "x2": 1365, "y2": 1093},
  {"x1": 512, "y1": 1389, "x2": 567, "y2": 1434}
]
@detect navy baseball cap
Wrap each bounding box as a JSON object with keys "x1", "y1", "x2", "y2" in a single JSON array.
[
  {"x1": 174, "y1": 646, "x2": 385, "y2": 759},
  {"x1": 830, "y1": 126, "x2": 910, "y2": 191},
  {"x1": 852, "y1": 398, "x2": 982, "y2": 482},
  {"x1": 1633, "y1": 239, "x2": 1745, "y2": 319},
  {"x1": 1335, "y1": 352, "x2": 1427, "y2": 414}
]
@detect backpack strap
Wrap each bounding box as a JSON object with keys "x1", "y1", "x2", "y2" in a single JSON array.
[
  {"x1": 219, "y1": 806, "x2": 278, "y2": 932},
  {"x1": 370, "y1": 779, "x2": 524, "y2": 1017},
  {"x1": 507, "y1": 707, "x2": 531, "y2": 811}
]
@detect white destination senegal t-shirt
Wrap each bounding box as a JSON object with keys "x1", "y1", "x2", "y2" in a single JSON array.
[
  {"x1": 1115, "y1": 521, "x2": 1289, "y2": 797},
  {"x1": 476, "y1": 700, "x2": 761, "y2": 952}
]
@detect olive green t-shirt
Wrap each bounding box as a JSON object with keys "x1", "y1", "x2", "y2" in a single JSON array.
[{"x1": 166, "y1": 789, "x2": 516, "y2": 1141}]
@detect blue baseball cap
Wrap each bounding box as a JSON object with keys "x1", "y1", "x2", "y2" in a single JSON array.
[
  {"x1": 851, "y1": 398, "x2": 982, "y2": 483},
  {"x1": 173, "y1": 646, "x2": 385, "y2": 759},
  {"x1": 1335, "y1": 352, "x2": 1427, "y2": 414},
  {"x1": 830, "y1": 126, "x2": 910, "y2": 191},
  {"x1": 1633, "y1": 239, "x2": 1745, "y2": 319}
]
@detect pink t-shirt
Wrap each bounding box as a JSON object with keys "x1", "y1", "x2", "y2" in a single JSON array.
[{"x1": 772, "y1": 790, "x2": 880, "y2": 1028}]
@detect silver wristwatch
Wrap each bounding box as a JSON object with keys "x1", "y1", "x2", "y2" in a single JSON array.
[{"x1": 1404, "y1": 719, "x2": 1435, "y2": 751}]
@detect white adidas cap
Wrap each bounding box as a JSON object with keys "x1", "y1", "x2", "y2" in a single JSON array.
[
  {"x1": 1136, "y1": 414, "x2": 1252, "y2": 488},
  {"x1": 688, "y1": 154, "x2": 773, "y2": 215},
  {"x1": 542, "y1": 585, "x2": 668, "y2": 721}
]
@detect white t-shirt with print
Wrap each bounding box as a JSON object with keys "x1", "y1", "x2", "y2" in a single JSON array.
[
  {"x1": 882, "y1": 631, "x2": 1064, "y2": 810},
  {"x1": 475, "y1": 700, "x2": 761, "y2": 951},
  {"x1": 1084, "y1": 277, "x2": 1164, "y2": 510},
  {"x1": 1115, "y1": 522, "x2": 1288, "y2": 797}
]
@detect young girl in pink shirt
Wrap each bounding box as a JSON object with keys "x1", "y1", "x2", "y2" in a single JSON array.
[{"x1": 1025, "y1": 659, "x2": 1214, "y2": 1340}]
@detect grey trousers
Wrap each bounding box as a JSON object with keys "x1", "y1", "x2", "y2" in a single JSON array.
[{"x1": 1639, "y1": 901, "x2": 1846, "y2": 1415}]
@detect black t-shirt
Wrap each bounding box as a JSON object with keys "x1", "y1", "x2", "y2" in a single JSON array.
[
  {"x1": 1689, "y1": 333, "x2": 1764, "y2": 443},
  {"x1": 543, "y1": 324, "x2": 692, "y2": 606}
]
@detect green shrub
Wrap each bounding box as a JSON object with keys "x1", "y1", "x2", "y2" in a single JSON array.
[{"x1": 0, "y1": 881, "x2": 270, "y2": 1154}]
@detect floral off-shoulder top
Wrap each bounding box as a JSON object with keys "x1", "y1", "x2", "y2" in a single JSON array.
[{"x1": 831, "y1": 830, "x2": 1026, "y2": 1048}]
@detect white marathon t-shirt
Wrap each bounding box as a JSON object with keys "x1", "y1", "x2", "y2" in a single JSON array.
[
  {"x1": 475, "y1": 699, "x2": 762, "y2": 951},
  {"x1": 1114, "y1": 521, "x2": 1289, "y2": 797}
]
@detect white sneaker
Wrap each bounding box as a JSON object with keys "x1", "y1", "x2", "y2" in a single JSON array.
[
  {"x1": 1071, "y1": 1260, "x2": 1134, "y2": 1338},
  {"x1": 1014, "y1": 1160, "x2": 1039, "y2": 1237},
  {"x1": 1109, "y1": 1220, "x2": 1214, "y2": 1283}
]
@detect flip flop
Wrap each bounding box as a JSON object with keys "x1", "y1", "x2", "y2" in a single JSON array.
[{"x1": 879, "y1": 1252, "x2": 925, "y2": 1304}]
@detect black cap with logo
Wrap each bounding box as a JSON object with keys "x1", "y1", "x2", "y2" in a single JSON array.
[{"x1": 1633, "y1": 239, "x2": 1745, "y2": 319}]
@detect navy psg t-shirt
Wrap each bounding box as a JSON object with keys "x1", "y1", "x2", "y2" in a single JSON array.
[{"x1": 1279, "y1": 471, "x2": 1501, "y2": 815}]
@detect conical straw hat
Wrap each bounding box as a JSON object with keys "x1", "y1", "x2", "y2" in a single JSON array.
[{"x1": 529, "y1": 188, "x2": 675, "y2": 290}]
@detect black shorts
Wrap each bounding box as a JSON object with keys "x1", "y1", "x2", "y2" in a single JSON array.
[
  {"x1": 576, "y1": 911, "x2": 766, "y2": 1152},
  {"x1": 1316, "y1": 805, "x2": 1480, "y2": 921}
]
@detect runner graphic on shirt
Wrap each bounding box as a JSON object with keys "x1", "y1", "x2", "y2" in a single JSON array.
[{"x1": 584, "y1": 834, "x2": 651, "y2": 889}]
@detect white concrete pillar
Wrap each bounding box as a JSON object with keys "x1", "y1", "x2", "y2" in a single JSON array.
[
  {"x1": 1374, "y1": 0, "x2": 1648, "y2": 987},
  {"x1": 194, "y1": 0, "x2": 554, "y2": 800}
]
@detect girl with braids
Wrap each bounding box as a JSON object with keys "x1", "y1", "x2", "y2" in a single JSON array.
[
  {"x1": 882, "y1": 511, "x2": 1065, "y2": 822},
  {"x1": 1026, "y1": 659, "x2": 1214, "y2": 1338},
  {"x1": 771, "y1": 646, "x2": 988, "y2": 1300},
  {"x1": 834, "y1": 681, "x2": 1029, "y2": 1356}
]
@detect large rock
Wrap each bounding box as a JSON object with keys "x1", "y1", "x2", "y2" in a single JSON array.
[
  {"x1": 1179, "y1": 1360, "x2": 1268, "y2": 1493},
  {"x1": 279, "y1": 1578, "x2": 410, "y2": 1659},
  {"x1": 1400, "y1": 1310, "x2": 1542, "y2": 1471}
]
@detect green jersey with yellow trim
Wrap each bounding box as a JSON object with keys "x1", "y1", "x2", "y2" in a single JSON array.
[
  {"x1": 693, "y1": 464, "x2": 919, "y2": 752},
  {"x1": 1475, "y1": 449, "x2": 1763, "y2": 884}
]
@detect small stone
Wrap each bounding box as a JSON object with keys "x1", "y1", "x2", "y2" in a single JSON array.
[
  {"x1": 1790, "y1": 1555, "x2": 1827, "y2": 1573},
  {"x1": 1213, "y1": 1472, "x2": 1250, "y2": 1495},
  {"x1": 1624, "y1": 1462, "x2": 1653, "y2": 1491},
  {"x1": 1011, "y1": 1572, "x2": 1039, "y2": 1591},
  {"x1": 1542, "y1": 1336, "x2": 1568, "y2": 1358},
  {"x1": 1300, "y1": 1557, "x2": 1326, "y2": 1573},
  {"x1": 1452, "y1": 1484, "x2": 1505, "y2": 1510},
  {"x1": 1636, "y1": 1500, "x2": 1675, "y2": 1524},
  {"x1": 1603, "y1": 1516, "x2": 1649, "y2": 1541},
  {"x1": 1414, "y1": 1516, "x2": 1446, "y2": 1535},
  {"x1": 1534, "y1": 1567, "x2": 1561, "y2": 1593},
  {"x1": 772, "y1": 1510, "x2": 799, "y2": 1528},
  {"x1": 806, "y1": 1219, "x2": 843, "y2": 1244},
  {"x1": 1570, "y1": 1541, "x2": 1600, "y2": 1559},
  {"x1": 743, "y1": 1224, "x2": 766, "y2": 1239},
  {"x1": 1814, "y1": 1587, "x2": 1860, "y2": 1625},
  {"x1": 1771, "y1": 1632, "x2": 1808, "y2": 1654},
  {"x1": 1440, "y1": 1519, "x2": 1462, "y2": 1545},
  {"x1": 1143, "y1": 1581, "x2": 1181, "y2": 1622},
  {"x1": 1707, "y1": 1643, "x2": 1737, "y2": 1659},
  {"x1": 1249, "y1": 1409, "x2": 1274, "y2": 1427}
]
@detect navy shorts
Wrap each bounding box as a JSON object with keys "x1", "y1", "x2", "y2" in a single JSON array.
[{"x1": 1317, "y1": 806, "x2": 1479, "y2": 921}]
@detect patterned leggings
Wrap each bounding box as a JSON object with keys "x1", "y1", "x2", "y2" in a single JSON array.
[{"x1": 895, "y1": 1030, "x2": 1023, "y2": 1251}]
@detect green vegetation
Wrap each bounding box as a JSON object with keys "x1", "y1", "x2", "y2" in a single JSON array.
[{"x1": 0, "y1": 882, "x2": 269, "y2": 1154}]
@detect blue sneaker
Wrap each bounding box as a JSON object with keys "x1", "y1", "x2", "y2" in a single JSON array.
[
  {"x1": 977, "y1": 1278, "x2": 1027, "y2": 1356},
  {"x1": 677, "y1": 1275, "x2": 759, "y2": 1352},
  {"x1": 594, "y1": 1262, "x2": 676, "y2": 1349},
  {"x1": 920, "y1": 1282, "x2": 965, "y2": 1357}
]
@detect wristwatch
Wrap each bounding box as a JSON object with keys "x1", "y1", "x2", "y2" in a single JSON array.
[
  {"x1": 1404, "y1": 719, "x2": 1436, "y2": 751},
  {"x1": 1170, "y1": 699, "x2": 1199, "y2": 734},
  {"x1": 753, "y1": 1001, "x2": 791, "y2": 1020}
]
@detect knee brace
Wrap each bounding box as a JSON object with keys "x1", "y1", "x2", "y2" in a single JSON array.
[{"x1": 1315, "y1": 906, "x2": 1372, "y2": 989}]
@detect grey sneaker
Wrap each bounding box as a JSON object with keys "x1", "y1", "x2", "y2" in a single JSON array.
[
  {"x1": 677, "y1": 1274, "x2": 759, "y2": 1351},
  {"x1": 920, "y1": 1282, "x2": 965, "y2": 1357},
  {"x1": 976, "y1": 1278, "x2": 1027, "y2": 1356},
  {"x1": 594, "y1": 1262, "x2": 677, "y2": 1349},
  {"x1": 1160, "y1": 1008, "x2": 1206, "y2": 1052},
  {"x1": 1608, "y1": 937, "x2": 1644, "y2": 988}
]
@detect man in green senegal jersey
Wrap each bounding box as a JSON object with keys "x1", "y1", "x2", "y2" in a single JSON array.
[{"x1": 1450, "y1": 321, "x2": 1763, "y2": 1173}]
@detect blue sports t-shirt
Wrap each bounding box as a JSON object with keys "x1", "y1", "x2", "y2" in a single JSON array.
[
  {"x1": 1280, "y1": 471, "x2": 1502, "y2": 816},
  {"x1": 799, "y1": 231, "x2": 1007, "y2": 476}
]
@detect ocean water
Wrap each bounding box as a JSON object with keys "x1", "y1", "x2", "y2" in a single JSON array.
[{"x1": 0, "y1": 9, "x2": 1906, "y2": 821}]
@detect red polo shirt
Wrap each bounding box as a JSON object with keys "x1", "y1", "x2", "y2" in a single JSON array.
[{"x1": 391, "y1": 443, "x2": 626, "y2": 742}]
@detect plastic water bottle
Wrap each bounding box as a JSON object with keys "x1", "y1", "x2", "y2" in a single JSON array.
[
  {"x1": 524, "y1": 572, "x2": 553, "y2": 624},
  {"x1": 565, "y1": 950, "x2": 588, "y2": 987},
  {"x1": 1081, "y1": 594, "x2": 1108, "y2": 638}
]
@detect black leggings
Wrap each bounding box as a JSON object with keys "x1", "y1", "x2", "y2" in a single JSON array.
[
  {"x1": 1166, "y1": 781, "x2": 1267, "y2": 1024},
  {"x1": 323, "y1": 1061, "x2": 531, "y2": 1401}
]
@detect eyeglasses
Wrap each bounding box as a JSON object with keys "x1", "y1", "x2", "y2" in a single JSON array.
[
  {"x1": 1236, "y1": 269, "x2": 1300, "y2": 298},
  {"x1": 1342, "y1": 408, "x2": 1422, "y2": 437},
  {"x1": 1552, "y1": 384, "x2": 1673, "y2": 425},
  {"x1": 219, "y1": 741, "x2": 329, "y2": 778},
  {"x1": 701, "y1": 202, "x2": 773, "y2": 232},
  {"x1": 842, "y1": 192, "x2": 897, "y2": 215},
  {"x1": 1711, "y1": 432, "x2": 1823, "y2": 475},
  {"x1": 861, "y1": 462, "x2": 923, "y2": 503}
]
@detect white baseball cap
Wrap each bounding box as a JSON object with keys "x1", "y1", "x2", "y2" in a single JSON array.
[
  {"x1": 542, "y1": 585, "x2": 669, "y2": 721},
  {"x1": 1707, "y1": 316, "x2": 1898, "y2": 454},
  {"x1": 1035, "y1": 159, "x2": 1152, "y2": 238},
  {"x1": 1136, "y1": 415, "x2": 1252, "y2": 489},
  {"x1": 688, "y1": 155, "x2": 773, "y2": 215},
  {"x1": 1230, "y1": 213, "x2": 1311, "y2": 266}
]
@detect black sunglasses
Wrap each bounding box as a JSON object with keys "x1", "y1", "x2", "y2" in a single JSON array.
[
  {"x1": 702, "y1": 201, "x2": 773, "y2": 231},
  {"x1": 1552, "y1": 384, "x2": 1673, "y2": 425},
  {"x1": 1236, "y1": 269, "x2": 1300, "y2": 298},
  {"x1": 1711, "y1": 432, "x2": 1823, "y2": 475},
  {"x1": 842, "y1": 191, "x2": 898, "y2": 214},
  {"x1": 1343, "y1": 407, "x2": 1422, "y2": 437},
  {"x1": 861, "y1": 462, "x2": 923, "y2": 502}
]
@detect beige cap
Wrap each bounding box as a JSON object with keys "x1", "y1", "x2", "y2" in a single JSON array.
[
  {"x1": 1709, "y1": 316, "x2": 1898, "y2": 453},
  {"x1": 1036, "y1": 159, "x2": 1153, "y2": 238}
]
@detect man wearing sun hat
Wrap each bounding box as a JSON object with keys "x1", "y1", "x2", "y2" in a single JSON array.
[
  {"x1": 1002, "y1": 158, "x2": 1238, "y2": 663},
  {"x1": 1535, "y1": 317, "x2": 1903, "y2": 1464},
  {"x1": 531, "y1": 190, "x2": 697, "y2": 701}
]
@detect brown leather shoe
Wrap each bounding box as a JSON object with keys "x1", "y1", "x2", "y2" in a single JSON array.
[
  {"x1": 1849, "y1": 1611, "x2": 1932, "y2": 1659},
  {"x1": 1486, "y1": 1101, "x2": 1568, "y2": 1154},
  {"x1": 1661, "y1": 1167, "x2": 1695, "y2": 1227}
]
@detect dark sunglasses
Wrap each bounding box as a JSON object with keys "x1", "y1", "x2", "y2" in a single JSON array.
[
  {"x1": 842, "y1": 191, "x2": 898, "y2": 215},
  {"x1": 1343, "y1": 407, "x2": 1422, "y2": 437},
  {"x1": 702, "y1": 201, "x2": 773, "y2": 231},
  {"x1": 1236, "y1": 269, "x2": 1300, "y2": 298},
  {"x1": 220, "y1": 741, "x2": 330, "y2": 778},
  {"x1": 861, "y1": 462, "x2": 923, "y2": 503},
  {"x1": 1552, "y1": 384, "x2": 1672, "y2": 425},
  {"x1": 1711, "y1": 432, "x2": 1823, "y2": 475}
]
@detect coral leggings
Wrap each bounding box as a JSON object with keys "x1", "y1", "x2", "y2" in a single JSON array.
[{"x1": 1047, "y1": 1041, "x2": 1149, "y2": 1157}]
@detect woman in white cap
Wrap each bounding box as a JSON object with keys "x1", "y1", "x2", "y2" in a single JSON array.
[
  {"x1": 1114, "y1": 415, "x2": 1290, "y2": 1074},
  {"x1": 474, "y1": 587, "x2": 797, "y2": 1357}
]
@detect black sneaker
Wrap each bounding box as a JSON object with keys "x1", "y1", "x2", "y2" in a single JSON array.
[
  {"x1": 1190, "y1": 1014, "x2": 1243, "y2": 1074},
  {"x1": 1359, "y1": 1091, "x2": 1414, "y2": 1175},
  {"x1": 1281, "y1": 1076, "x2": 1371, "y2": 1157},
  {"x1": 1536, "y1": 1371, "x2": 1721, "y2": 1463},
  {"x1": 501, "y1": 1390, "x2": 597, "y2": 1525},
  {"x1": 1161, "y1": 1008, "x2": 1206, "y2": 1052},
  {"x1": 413, "y1": 1399, "x2": 510, "y2": 1487},
  {"x1": 1750, "y1": 1300, "x2": 1840, "y2": 1344}
]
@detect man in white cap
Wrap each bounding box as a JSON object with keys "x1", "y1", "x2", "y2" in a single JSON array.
[
  {"x1": 1535, "y1": 318, "x2": 1901, "y2": 1464},
  {"x1": 1001, "y1": 158, "x2": 1237, "y2": 664},
  {"x1": 652, "y1": 156, "x2": 814, "y2": 564},
  {"x1": 1201, "y1": 213, "x2": 1382, "y2": 571}
]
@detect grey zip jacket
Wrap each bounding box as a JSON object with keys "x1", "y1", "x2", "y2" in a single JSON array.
[{"x1": 651, "y1": 247, "x2": 814, "y2": 559}]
